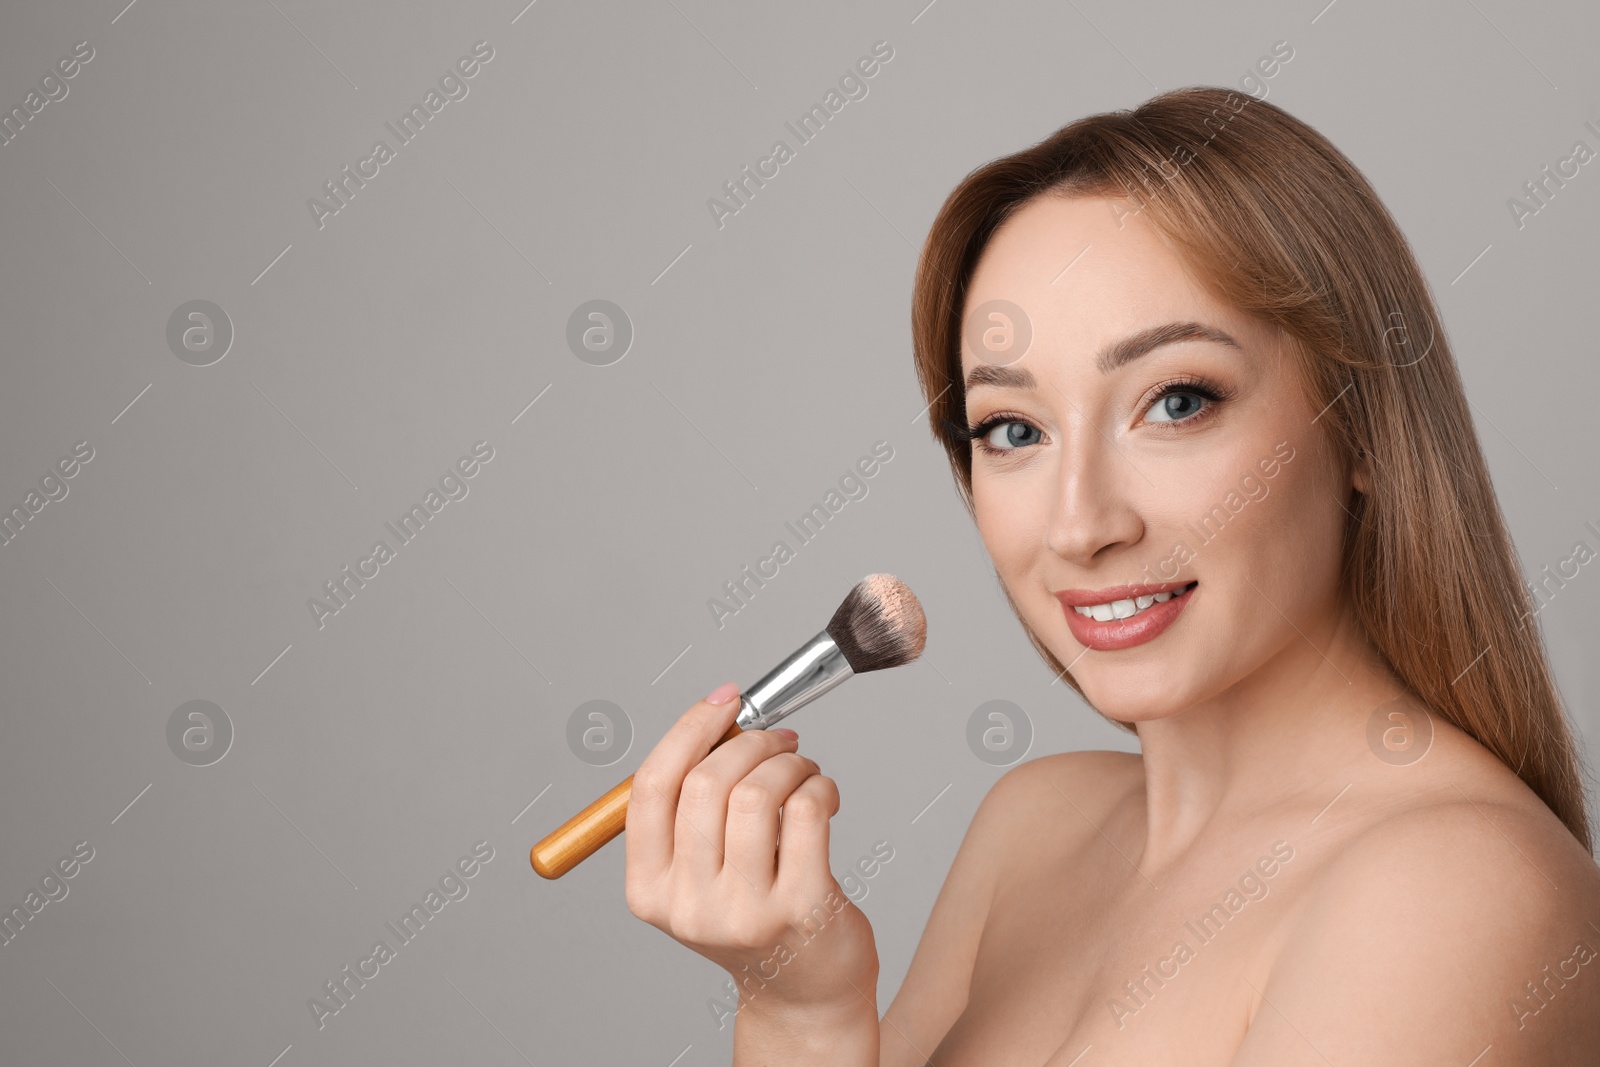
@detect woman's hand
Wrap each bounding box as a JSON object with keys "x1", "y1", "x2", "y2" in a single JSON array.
[{"x1": 623, "y1": 680, "x2": 880, "y2": 1023}]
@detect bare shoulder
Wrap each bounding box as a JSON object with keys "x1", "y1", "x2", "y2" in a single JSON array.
[
  {"x1": 982, "y1": 748, "x2": 1146, "y2": 873},
  {"x1": 989, "y1": 747, "x2": 1144, "y2": 827},
  {"x1": 1234, "y1": 764, "x2": 1600, "y2": 1065},
  {"x1": 999, "y1": 746, "x2": 1144, "y2": 789},
  {"x1": 939, "y1": 746, "x2": 1145, "y2": 909},
  {"x1": 877, "y1": 749, "x2": 1142, "y2": 1067}
]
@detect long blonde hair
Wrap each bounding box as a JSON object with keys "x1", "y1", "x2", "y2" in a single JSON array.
[{"x1": 910, "y1": 86, "x2": 1592, "y2": 851}]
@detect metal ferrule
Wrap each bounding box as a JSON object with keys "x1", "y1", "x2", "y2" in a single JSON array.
[{"x1": 735, "y1": 629, "x2": 854, "y2": 731}]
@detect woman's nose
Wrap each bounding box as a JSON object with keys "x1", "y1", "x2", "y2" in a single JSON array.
[{"x1": 1043, "y1": 429, "x2": 1145, "y2": 565}]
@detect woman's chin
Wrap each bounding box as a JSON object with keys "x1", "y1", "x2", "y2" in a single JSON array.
[
  {"x1": 1073, "y1": 674, "x2": 1195, "y2": 725},
  {"x1": 1097, "y1": 701, "x2": 1184, "y2": 726}
]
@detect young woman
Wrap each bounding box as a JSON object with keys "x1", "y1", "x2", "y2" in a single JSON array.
[{"x1": 623, "y1": 87, "x2": 1600, "y2": 1065}]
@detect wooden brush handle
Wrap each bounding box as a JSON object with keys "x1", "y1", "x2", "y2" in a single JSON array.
[{"x1": 531, "y1": 720, "x2": 746, "y2": 879}]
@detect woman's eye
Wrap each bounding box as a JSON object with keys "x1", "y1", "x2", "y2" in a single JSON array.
[
  {"x1": 1144, "y1": 390, "x2": 1208, "y2": 424},
  {"x1": 983, "y1": 419, "x2": 1042, "y2": 450}
]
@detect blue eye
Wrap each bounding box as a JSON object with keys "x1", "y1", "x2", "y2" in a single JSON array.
[
  {"x1": 952, "y1": 375, "x2": 1229, "y2": 458},
  {"x1": 962, "y1": 414, "x2": 1042, "y2": 455},
  {"x1": 1143, "y1": 378, "x2": 1227, "y2": 425},
  {"x1": 1145, "y1": 391, "x2": 1206, "y2": 423}
]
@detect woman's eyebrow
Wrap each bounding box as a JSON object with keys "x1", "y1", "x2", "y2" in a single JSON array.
[
  {"x1": 1097, "y1": 321, "x2": 1242, "y2": 374},
  {"x1": 963, "y1": 320, "x2": 1243, "y2": 392}
]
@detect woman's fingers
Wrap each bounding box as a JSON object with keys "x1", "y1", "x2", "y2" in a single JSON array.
[
  {"x1": 774, "y1": 771, "x2": 841, "y2": 901},
  {"x1": 625, "y1": 681, "x2": 744, "y2": 886},
  {"x1": 673, "y1": 728, "x2": 801, "y2": 882},
  {"x1": 722, "y1": 749, "x2": 822, "y2": 891},
  {"x1": 620, "y1": 688, "x2": 874, "y2": 1011}
]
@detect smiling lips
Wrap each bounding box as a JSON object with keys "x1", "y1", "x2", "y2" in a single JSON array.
[{"x1": 1056, "y1": 580, "x2": 1198, "y2": 651}]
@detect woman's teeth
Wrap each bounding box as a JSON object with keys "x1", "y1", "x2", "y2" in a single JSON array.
[{"x1": 1073, "y1": 581, "x2": 1196, "y2": 622}]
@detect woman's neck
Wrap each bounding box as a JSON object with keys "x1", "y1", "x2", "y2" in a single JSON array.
[{"x1": 1130, "y1": 599, "x2": 1405, "y2": 872}]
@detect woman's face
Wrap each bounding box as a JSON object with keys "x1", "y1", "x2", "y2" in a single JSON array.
[{"x1": 961, "y1": 193, "x2": 1357, "y2": 722}]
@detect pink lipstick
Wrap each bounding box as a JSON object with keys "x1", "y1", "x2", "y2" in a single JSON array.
[{"x1": 1056, "y1": 580, "x2": 1197, "y2": 651}]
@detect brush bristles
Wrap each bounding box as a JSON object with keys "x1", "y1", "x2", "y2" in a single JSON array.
[{"x1": 826, "y1": 574, "x2": 927, "y2": 674}]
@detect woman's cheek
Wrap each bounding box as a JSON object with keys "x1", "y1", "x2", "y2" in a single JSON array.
[{"x1": 973, "y1": 476, "x2": 1041, "y2": 579}]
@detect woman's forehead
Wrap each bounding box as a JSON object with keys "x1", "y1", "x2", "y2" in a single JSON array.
[
  {"x1": 968, "y1": 198, "x2": 1219, "y2": 326},
  {"x1": 962, "y1": 198, "x2": 1271, "y2": 378}
]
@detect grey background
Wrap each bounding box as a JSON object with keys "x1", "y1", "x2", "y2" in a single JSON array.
[{"x1": 1, "y1": 0, "x2": 1596, "y2": 1063}]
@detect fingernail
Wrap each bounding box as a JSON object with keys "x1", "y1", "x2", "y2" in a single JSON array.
[
  {"x1": 772, "y1": 728, "x2": 798, "y2": 740},
  {"x1": 705, "y1": 680, "x2": 739, "y2": 705}
]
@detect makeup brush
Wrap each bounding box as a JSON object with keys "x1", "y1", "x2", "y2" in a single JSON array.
[{"x1": 531, "y1": 573, "x2": 927, "y2": 879}]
